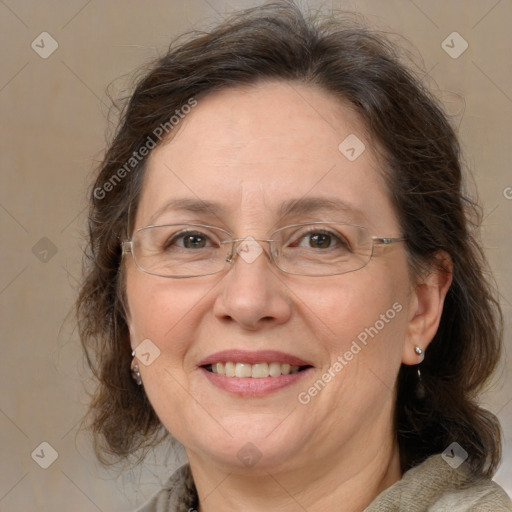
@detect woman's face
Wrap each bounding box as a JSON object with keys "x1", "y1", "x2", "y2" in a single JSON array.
[{"x1": 125, "y1": 81, "x2": 415, "y2": 475}]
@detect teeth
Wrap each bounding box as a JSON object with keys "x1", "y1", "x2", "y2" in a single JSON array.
[
  {"x1": 235, "y1": 363, "x2": 252, "y2": 378},
  {"x1": 208, "y1": 362, "x2": 302, "y2": 377},
  {"x1": 269, "y1": 362, "x2": 281, "y2": 377},
  {"x1": 251, "y1": 362, "x2": 269, "y2": 378},
  {"x1": 225, "y1": 361, "x2": 236, "y2": 377}
]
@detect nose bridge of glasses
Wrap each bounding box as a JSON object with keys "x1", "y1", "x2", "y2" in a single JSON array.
[
  {"x1": 223, "y1": 236, "x2": 278, "y2": 264},
  {"x1": 230, "y1": 237, "x2": 277, "y2": 244}
]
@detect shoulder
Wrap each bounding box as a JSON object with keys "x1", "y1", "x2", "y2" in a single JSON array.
[
  {"x1": 136, "y1": 464, "x2": 198, "y2": 512},
  {"x1": 136, "y1": 457, "x2": 512, "y2": 512},
  {"x1": 366, "y1": 454, "x2": 512, "y2": 511},
  {"x1": 431, "y1": 480, "x2": 512, "y2": 511}
]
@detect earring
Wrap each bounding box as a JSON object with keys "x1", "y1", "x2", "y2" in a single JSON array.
[
  {"x1": 131, "y1": 350, "x2": 142, "y2": 385},
  {"x1": 414, "y1": 346, "x2": 425, "y2": 399},
  {"x1": 415, "y1": 366, "x2": 425, "y2": 400},
  {"x1": 131, "y1": 364, "x2": 142, "y2": 386}
]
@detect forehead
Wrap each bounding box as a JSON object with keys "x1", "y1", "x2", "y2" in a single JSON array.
[{"x1": 136, "y1": 81, "x2": 398, "y2": 233}]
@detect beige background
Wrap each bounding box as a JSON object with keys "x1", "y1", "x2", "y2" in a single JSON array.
[{"x1": 0, "y1": 0, "x2": 510, "y2": 509}]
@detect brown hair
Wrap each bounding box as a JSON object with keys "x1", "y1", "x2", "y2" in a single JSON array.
[{"x1": 77, "y1": 2, "x2": 503, "y2": 476}]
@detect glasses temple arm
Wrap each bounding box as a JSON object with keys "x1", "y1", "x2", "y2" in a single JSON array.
[{"x1": 372, "y1": 237, "x2": 407, "y2": 245}]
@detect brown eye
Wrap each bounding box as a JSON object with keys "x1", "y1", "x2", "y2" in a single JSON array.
[
  {"x1": 166, "y1": 231, "x2": 212, "y2": 250},
  {"x1": 182, "y1": 233, "x2": 208, "y2": 249},
  {"x1": 291, "y1": 229, "x2": 351, "y2": 251},
  {"x1": 308, "y1": 232, "x2": 332, "y2": 249}
]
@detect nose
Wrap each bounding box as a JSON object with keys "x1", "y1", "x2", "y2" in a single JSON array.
[{"x1": 212, "y1": 239, "x2": 292, "y2": 330}]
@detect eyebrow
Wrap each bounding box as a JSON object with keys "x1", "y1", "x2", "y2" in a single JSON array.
[
  {"x1": 278, "y1": 197, "x2": 366, "y2": 221},
  {"x1": 149, "y1": 198, "x2": 227, "y2": 224},
  {"x1": 149, "y1": 196, "x2": 366, "y2": 225}
]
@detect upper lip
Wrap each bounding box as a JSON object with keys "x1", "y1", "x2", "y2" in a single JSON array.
[{"x1": 198, "y1": 350, "x2": 313, "y2": 367}]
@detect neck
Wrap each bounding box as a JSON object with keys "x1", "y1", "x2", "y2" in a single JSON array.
[{"x1": 189, "y1": 435, "x2": 402, "y2": 512}]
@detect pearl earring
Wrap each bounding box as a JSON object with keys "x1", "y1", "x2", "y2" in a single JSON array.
[
  {"x1": 131, "y1": 364, "x2": 142, "y2": 386},
  {"x1": 131, "y1": 350, "x2": 142, "y2": 386},
  {"x1": 415, "y1": 346, "x2": 423, "y2": 356}
]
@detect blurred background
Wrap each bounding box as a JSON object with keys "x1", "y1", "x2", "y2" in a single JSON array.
[{"x1": 0, "y1": 0, "x2": 511, "y2": 509}]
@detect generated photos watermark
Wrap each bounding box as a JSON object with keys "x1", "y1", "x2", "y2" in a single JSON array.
[
  {"x1": 94, "y1": 97, "x2": 197, "y2": 200},
  {"x1": 132, "y1": 338, "x2": 161, "y2": 366},
  {"x1": 298, "y1": 301, "x2": 403, "y2": 404}
]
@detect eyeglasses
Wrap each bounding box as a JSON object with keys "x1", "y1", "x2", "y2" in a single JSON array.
[{"x1": 121, "y1": 222, "x2": 406, "y2": 278}]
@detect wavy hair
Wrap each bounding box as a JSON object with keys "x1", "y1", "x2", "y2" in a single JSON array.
[{"x1": 77, "y1": 2, "x2": 503, "y2": 475}]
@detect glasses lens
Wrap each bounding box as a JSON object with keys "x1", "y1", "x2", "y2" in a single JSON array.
[
  {"x1": 132, "y1": 224, "x2": 231, "y2": 277},
  {"x1": 273, "y1": 222, "x2": 372, "y2": 276}
]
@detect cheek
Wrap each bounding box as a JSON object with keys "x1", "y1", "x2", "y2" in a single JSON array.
[
  {"x1": 301, "y1": 265, "x2": 409, "y2": 372},
  {"x1": 125, "y1": 269, "x2": 214, "y2": 363},
  {"x1": 311, "y1": 271, "x2": 400, "y2": 324},
  {"x1": 124, "y1": 272, "x2": 205, "y2": 420}
]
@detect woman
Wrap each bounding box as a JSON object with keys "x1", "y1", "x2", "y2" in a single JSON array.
[{"x1": 77, "y1": 3, "x2": 512, "y2": 511}]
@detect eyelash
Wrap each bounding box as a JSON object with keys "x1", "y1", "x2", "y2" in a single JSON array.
[
  {"x1": 165, "y1": 230, "x2": 218, "y2": 249},
  {"x1": 165, "y1": 228, "x2": 351, "y2": 251},
  {"x1": 290, "y1": 228, "x2": 350, "y2": 250}
]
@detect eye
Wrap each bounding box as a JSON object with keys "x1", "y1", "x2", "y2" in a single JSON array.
[
  {"x1": 165, "y1": 230, "x2": 216, "y2": 250},
  {"x1": 304, "y1": 231, "x2": 334, "y2": 249},
  {"x1": 290, "y1": 229, "x2": 351, "y2": 251}
]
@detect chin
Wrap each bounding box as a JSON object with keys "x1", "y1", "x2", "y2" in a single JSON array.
[
  {"x1": 182, "y1": 417, "x2": 310, "y2": 474},
  {"x1": 203, "y1": 440, "x2": 303, "y2": 474}
]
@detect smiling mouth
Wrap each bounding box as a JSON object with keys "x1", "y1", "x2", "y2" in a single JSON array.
[{"x1": 203, "y1": 362, "x2": 312, "y2": 378}]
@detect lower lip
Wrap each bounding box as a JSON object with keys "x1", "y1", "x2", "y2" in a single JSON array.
[{"x1": 200, "y1": 367, "x2": 312, "y2": 397}]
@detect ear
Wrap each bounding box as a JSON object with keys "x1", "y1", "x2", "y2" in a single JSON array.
[{"x1": 402, "y1": 250, "x2": 453, "y2": 365}]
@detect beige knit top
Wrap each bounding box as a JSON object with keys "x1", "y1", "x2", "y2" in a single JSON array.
[{"x1": 136, "y1": 454, "x2": 512, "y2": 512}]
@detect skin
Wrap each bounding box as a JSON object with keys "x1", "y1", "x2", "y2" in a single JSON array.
[{"x1": 125, "y1": 81, "x2": 452, "y2": 512}]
